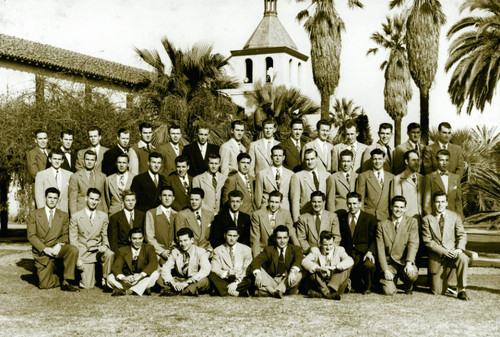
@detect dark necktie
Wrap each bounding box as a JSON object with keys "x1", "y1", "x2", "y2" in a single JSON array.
[
  {"x1": 312, "y1": 171, "x2": 319, "y2": 191},
  {"x1": 412, "y1": 174, "x2": 417, "y2": 184},
  {"x1": 277, "y1": 248, "x2": 286, "y2": 276},
  {"x1": 195, "y1": 211, "x2": 202, "y2": 226},
  {"x1": 439, "y1": 171, "x2": 448, "y2": 176},
  {"x1": 89, "y1": 171, "x2": 95, "y2": 188},
  {"x1": 129, "y1": 212, "x2": 134, "y2": 228},
  {"x1": 315, "y1": 215, "x2": 321, "y2": 235},
  {"x1": 132, "y1": 255, "x2": 138, "y2": 273},
  {"x1": 349, "y1": 215, "x2": 356, "y2": 235},
  {"x1": 439, "y1": 214, "x2": 445, "y2": 234},
  {"x1": 346, "y1": 172, "x2": 350, "y2": 187},
  {"x1": 183, "y1": 180, "x2": 189, "y2": 194},
  {"x1": 153, "y1": 174, "x2": 158, "y2": 187},
  {"x1": 245, "y1": 174, "x2": 252, "y2": 197},
  {"x1": 276, "y1": 169, "x2": 281, "y2": 190},
  {"x1": 385, "y1": 145, "x2": 392, "y2": 161},
  {"x1": 182, "y1": 252, "x2": 190, "y2": 277},
  {"x1": 212, "y1": 173, "x2": 217, "y2": 190}
]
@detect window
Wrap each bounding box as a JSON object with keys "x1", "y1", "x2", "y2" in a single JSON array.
[
  {"x1": 266, "y1": 57, "x2": 273, "y2": 83},
  {"x1": 245, "y1": 58, "x2": 253, "y2": 83},
  {"x1": 297, "y1": 62, "x2": 302, "y2": 86}
]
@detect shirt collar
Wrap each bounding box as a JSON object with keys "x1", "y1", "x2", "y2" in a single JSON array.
[
  {"x1": 45, "y1": 206, "x2": 55, "y2": 219},
  {"x1": 148, "y1": 170, "x2": 158, "y2": 181},
  {"x1": 137, "y1": 140, "x2": 151, "y2": 149},
  {"x1": 85, "y1": 207, "x2": 95, "y2": 218}
]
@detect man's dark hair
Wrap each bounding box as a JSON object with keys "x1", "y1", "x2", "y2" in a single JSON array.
[
  {"x1": 339, "y1": 149, "x2": 354, "y2": 159},
  {"x1": 129, "y1": 227, "x2": 143, "y2": 238},
  {"x1": 344, "y1": 120, "x2": 358, "y2": 131},
  {"x1": 320, "y1": 231, "x2": 335, "y2": 243},
  {"x1": 436, "y1": 149, "x2": 450, "y2": 159},
  {"x1": 316, "y1": 119, "x2": 331, "y2": 130},
  {"x1": 379, "y1": 123, "x2": 393, "y2": 132},
  {"x1": 190, "y1": 187, "x2": 205, "y2": 199},
  {"x1": 84, "y1": 150, "x2": 97, "y2": 160},
  {"x1": 273, "y1": 225, "x2": 289, "y2": 237},
  {"x1": 160, "y1": 186, "x2": 175, "y2": 195},
  {"x1": 117, "y1": 128, "x2": 130, "y2": 137},
  {"x1": 225, "y1": 226, "x2": 239, "y2": 235},
  {"x1": 438, "y1": 122, "x2": 452, "y2": 131},
  {"x1": 208, "y1": 153, "x2": 221, "y2": 160},
  {"x1": 87, "y1": 187, "x2": 101, "y2": 197},
  {"x1": 45, "y1": 187, "x2": 60, "y2": 197},
  {"x1": 310, "y1": 190, "x2": 326, "y2": 200},
  {"x1": 121, "y1": 189, "x2": 136, "y2": 201},
  {"x1": 60, "y1": 129, "x2": 73, "y2": 138},
  {"x1": 433, "y1": 191, "x2": 448, "y2": 201},
  {"x1": 346, "y1": 191, "x2": 362, "y2": 202},
  {"x1": 175, "y1": 155, "x2": 189, "y2": 165},
  {"x1": 231, "y1": 120, "x2": 245, "y2": 130},
  {"x1": 177, "y1": 227, "x2": 194, "y2": 239},
  {"x1": 237, "y1": 153, "x2": 251, "y2": 163},
  {"x1": 404, "y1": 149, "x2": 419, "y2": 162},
  {"x1": 391, "y1": 195, "x2": 407, "y2": 206},
  {"x1": 149, "y1": 151, "x2": 163, "y2": 161},
  {"x1": 139, "y1": 122, "x2": 153, "y2": 132},
  {"x1": 271, "y1": 145, "x2": 284, "y2": 155},
  {"x1": 169, "y1": 124, "x2": 182, "y2": 133},
  {"x1": 269, "y1": 190, "x2": 283, "y2": 201},
  {"x1": 88, "y1": 126, "x2": 102, "y2": 135},
  {"x1": 228, "y1": 190, "x2": 244, "y2": 200},
  {"x1": 407, "y1": 122, "x2": 421, "y2": 133},
  {"x1": 50, "y1": 148, "x2": 64, "y2": 158},
  {"x1": 370, "y1": 148, "x2": 385, "y2": 158},
  {"x1": 290, "y1": 118, "x2": 304, "y2": 128}
]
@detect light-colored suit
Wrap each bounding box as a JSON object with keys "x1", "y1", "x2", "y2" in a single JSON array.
[
  {"x1": 35, "y1": 168, "x2": 72, "y2": 212},
  {"x1": 303, "y1": 139, "x2": 333, "y2": 173},
  {"x1": 393, "y1": 140, "x2": 424, "y2": 175},
  {"x1": 76, "y1": 145, "x2": 109, "y2": 173},
  {"x1": 104, "y1": 172, "x2": 135, "y2": 216},
  {"x1": 422, "y1": 142, "x2": 464, "y2": 177},
  {"x1": 361, "y1": 142, "x2": 393, "y2": 173},
  {"x1": 157, "y1": 142, "x2": 184, "y2": 177},
  {"x1": 302, "y1": 246, "x2": 354, "y2": 274},
  {"x1": 161, "y1": 245, "x2": 211, "y2": 284},
  {"x1": 248, "y1": 138, "x2": 279, "y2": 177},
  {"x1": 356, "y1": 170, "x2": 394, "y2": 221},
  {"x1": 423, "y1": 171, "x2": 463, "y2": 217},
  {"x1": 221, "y1": 172, "x2": 255, "y2": 214},
  {"x1": 331, "y1": 142, "x2": 368, "y2": 174},
  {"x1": 290, "y1": 169, "x2": 329, "y2": 222},
  {"x1": 220, "y1": 139, "x2": 246, "y2": 176},
  {"x1": 211, "y1": 242, "x2": 252, "y2": 282},
  {"x1": 145, "y1": 206, "x2": 177, "y2": 258},
  {"x1": 68, "y1": 170, "x2": 107, "y2": 215},
  {"x1": 326, "y1": 171, "x2": 357, "y2": 213},
  {"x1": 391, "y1": 170, "x2": 423, "y2": 218},
  {"x1": 254, "y1": 166, "x2": 293, "y2": 210},
  {"x1": 174, "y1": 208, "x2": 214, "y2": 250},
  {"x1": 250, "y1": 208, "x2": 297, "y2": 257},
  {"x1": 192, "y1": 171, "x2": 226, "y2": 214},
  {"x1": 296, "y1": 211, "x2": 341, "y2": 252}
]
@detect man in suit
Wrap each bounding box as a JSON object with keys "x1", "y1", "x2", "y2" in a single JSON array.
[
  {"x1": 393, "y1": 123, "x2": 424, "y2": 175},
  {"x1": 160, "y1": 227, "x2": 211, "y2": 296},
  {"x1": 130, "y1": 151, "x2": 166, "y2": 213},
  {"x1": 247, "y1": 225, "x2": 304, "y2": 298},
  {"x1": 391, "y1": 150, "x2": 423, "y2": 219},
  {"x1": 302, "y1": 231, "x2": 353, "y2": 300},
  {"x1": 303, "y1": 119, "x2": 333, "y2": 173},
  {"x1": 250, "y1": 191, "x2": 297, "y2": 257},
  {"x1": 338, "y1": 192, "x2": 378, "y2": 293},
  {"x1": 158, "y1": 124, "x2": 184, "y2": 177},
  {"x1": 249, "y1": 118, "x2": 280, "y2": 177},
  {"x1": 220, "y1": 120, "x2": 247, "y2": 176},
  {"x1": 331, "y1": 121, "x2": 368, "y2": 174},
  {"x1": 102, "y1": 128, "x2": 139, "y2": 177},
  {"x1": 108, "y1": 190, "x2": 145, "y2": 253},
  {"x1": 35, "y1": 149, "x2": 72, "y2": 213},
  {"x1": 296, "y1": 191, "x2": 341, "y2": 253},
  {"x1": 254, "y1": 145, "x2": 293, "y2": 211},
  {"x1": 377, "y1": 196, "x2": 419, "y2": 295},
  {"x1": 75, "y1": 126, "x2": 108, "y2": 173},
  {"x1": 27, "y1": 129, "x2": 50, "y2": 182},
  {"x1": 130, "y1": 122, "x2": 155, "y2": 175},
  {"x1": 290, "y1": 149, "x2": 329, "y2": 223},
  {"x1": 423, "y1": 149, "x2": 463, "y2": 217},
  {"x1": 208, "y1": 226, "x2": 253, "y2": 296},
  {"x1": 192, "y1": 153, "x2": 226, "y2": 215},
  {"x1": 174, "y1": 188, "x2": 214, "y2": 251},
  {"x1": 182, "y1": 123, "x2": 220, "y2": 177},
  {"x1": 422, "y1": 122, "x2": 465, "y2": 177},
  {"x1": 165, "y1": 155, "x2": 192, "y2": 212},
  {"x1": 280, "y1": 118, "x2": 304, "y2": 172},
  {"x1": 27, "y1": 187, "x2": 79, "y2": 291},
  {"x1": 107, "y1": 228, "x2": 159, "y2": 296},
  {"x1": 145, "y1": 186, "x2": 177, "y2": 263},
  {"x1": 59, "y1": 129, "x2": 77, "y2": 173},
  {"x1": 69, "y1": 188, "x2": 114, "y2": 289},
  {"x1": 210, "y1": 190, "x2": 251, "y2": 248},
  {"x1": 221, "y1": 153, "x2": 255, "y2": 214},
  {"x1": 326, "y1": 149, "x2": 357, "y2": 214},
  {"x1": 422, "y1": 192, "x2": 469, "y2": 300},
  {"x1": 361, "y1": 123, "x2": 394, "y2": 172},
  {"x1": 356, "y1": 148, "x2": 394, "y2": 221},
  {"x1": 68, "y1": 150, "x2": 107, "y2": 215},
  {"x1": 104, "y1": 153, "x2": 135, "y2": 216}
]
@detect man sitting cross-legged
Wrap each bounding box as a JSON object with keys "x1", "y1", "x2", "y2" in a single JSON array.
[
  {"x1": 302, "y1": 231, "x2": 353, "y2": 300},
  {"x1": 107, "y1": 228, "x2": 159, "y2": 296},
  {"x1": 160, "y1": 227, "x2": 211, "y2": 296}
]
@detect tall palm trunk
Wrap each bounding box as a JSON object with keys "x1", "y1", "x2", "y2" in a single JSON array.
[
  {"x1": 394, "y1": 117, "x2": 402, "y2": 147},
  {"x1": 420, "y1": 88, "x2": 430, "y2": 144},
  {"x1": 320, "y1": 92, "x2": 331, "y2": 120}
]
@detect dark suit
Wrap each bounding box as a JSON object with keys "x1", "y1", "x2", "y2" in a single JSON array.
[
  {"x1": 130, "y1": 172, "x2": 166, "y2": 212},
  {"x1": 182, "y1": 142, "x2": 220, "y2": 177},
  {"x1": 108, "y1": 210, "x2": 146, "y2": 252},
  {"x1": 210, "y1": 209, "x2": 251, "y2": 249},
  {"x1": 423, "y1": 171, "x2": 463, "y2": 217},
  {"x1": 221, "y1": 172, "x2": 255, "y2": 214},
  {"x1": 422, "y1": 142, "x2": 464, "y2": 177},
  {"x1": 111, "y1": 243, "x2": 158, "y2": 277},
  {"x1": 165, "y1": 173, "x2": 192, "y2": 212},
  {"x1": 280, "y1": 138, "x2": 303, "y2": 172},
  {"x1": 26, "y1": 147, "x2": 49, "y2": 181},
  {"x1": 158, "y1": 142, "x2": 184, "y2": 177},
  {"x1": 101, "y1": 145, "x2": 128, "y2": 176},
  {"x1": 60, "y1": 148, "x2": 77, "y2": 173}
]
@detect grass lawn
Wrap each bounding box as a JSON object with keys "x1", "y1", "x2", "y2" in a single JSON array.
[{"x1": 0, "y1": 249, "x2": 499, "y2": 337}]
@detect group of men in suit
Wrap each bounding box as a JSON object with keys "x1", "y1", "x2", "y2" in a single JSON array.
[{"x1": 25, "y1": 118, "x2": 470, "y2": 300}]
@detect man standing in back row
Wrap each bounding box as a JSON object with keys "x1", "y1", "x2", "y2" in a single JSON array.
[
  {"x1": 182, "y1": 123, "x2": 220, "y2": 177},
  {"x1": 220, "y1": 120, "x2": 247, "y2": 176}
]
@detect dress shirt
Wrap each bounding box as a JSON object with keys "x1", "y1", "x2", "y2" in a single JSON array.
[
  {"x1": 348, "y1": 210, "x2": 360, "y2": 226},
  {"x1": 91, "y1": 144, "x2": 101, "y2": 155},
  {"x1": 137, "y1": 140, "x2": 155, "y2": 151},
  {"x1": 124, "y1": 209, "x2": 134, "y2": 224},
  {"x1": 45, "y1": 206, "x2": 55, "y2": 224},
  {"x1": 61, "y1": 146, "x2": 72, "y2": 166},
  {"x1": 131, "y1": 246, "x2": 141, "y2": 260},
  {"x1": 160, "y1": 205, "x2": 172, "y2": 221},
  {"x1": 374, "y1": 169, "x2": 384, "y2": 182},
  {"x1": 291, "y1": 138, "x2": 301, "y2": 150},
  {"x1": 198, "y1": 142, "x2": 207, "y2": 159},
  {"x1": 117, "y1": 171, "x2": 129, "y2": 190},
  {"x1": 438, "y1": 141, "x2": 448, "y2": 150},
  {"x1": 316, "y1": 139, "x2": 328, "y2": 155},
  {"x1": 179, "y1": 175, "x2": 189, "y2": 189},
  {"x1": 85, "y1": 208, "x2": 96, "y2": 224},
  {"x1": 238, "y1": 172, "x2": 249, "y2": 185},
  {"x1": 171, "y1": 142, "x2": 181, "y2": 156},
  {"x1": 148, "y1": 171, "x2": 159, "y2": 185},
  {"x1": 438, "y1": 170, "x2": 449, "y2": 193},
  {"x1": 229, "y1": 210, "x2": 239, "y2": 223}
]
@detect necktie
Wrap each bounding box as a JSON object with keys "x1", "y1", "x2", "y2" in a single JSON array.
[
  {"x1": 146, "y1": 143, "x2": 152, "y2": 153},
  {"x1": 229, "y1": 246, "x2": 235, "y2": 266},
  {"x1": 275, "y1": 169, "x2": 281, "y2": 190},
  {"x1": 394, "y1": 220, "x2": 399, "y2": 233},
  {"x1": 346, "y1": 172, "x2": 350, "y2": 187},
  {"x1": 234, "y1": 212, "x2": 238, "y2": 225},
  {"x1": 349, "y1": 215, "x2": 356, "y2": 235},
  {"x1": 154, "y1": 174, "x2": 159, "y2": 187},
  {"x1": 277, "y1": 248, "x2": 286, "y2": 276},
  {"x1": 212, "y1": 173, "x2": 217, "y2": 190},
  {"x1": 195, "y1": 211, "x2": 202, "y2": 226},
  {"x1": 270, "y1": 212, "x2": 276, "y2": 229},
  {"x1": 173, "y1": 144, "x2": 179, "y2": 156},
  {"x1": 55, "y1": 170, "x2": 61, "y2": 192},
  {"x1": 439, "y1": 214, "x2": 445, "y2": 234},
  {"x1": 43, "y1": 149, "x2": 48, "y2": 157},
  {"x1": 412, "y1": 174, "x2": 417, "y2": 184},
  {"x1": 385, "y1": 145, "x2": 392, "y2": 161},
  {"x1": 182, "y1": 252, "x2": 190, "y2": 277},
  {"x1": 312, "y1": 171, "x2": 319, "y2": 191},
  {"x1": 439, "y1": 171, "x2": 448, "y2": 176},
  {"x1": 377, "y1": 171, "x2": 383, "y2": 186},
  {"x1": 415, "y1": 144, "x2": 419, "y2": 152},
  {"x1": 132, "y1": 253, "x2": 138, "y2": 273},
  {"x1": 48, "y1": 210, "x2": 54, "y2": 228},
  {"x1": 296, "y1": 141, "x2": 300, "y2": 153},
  {"x1": 184, "y1": 180, "x2": 189, "y2": 194},
  {"x1": 326, "y1": 254, "x2": 332, "y2": 267},
  {"x1": 89, "y1": 212, "x2": 94, "y2": 226},
  {"x1": 350, "y1": 145, "x2": 356, "y2": 159},
  {"x1": 245, "y1": 174, "x2": 252, "y2": 197},
  {"x1": 89, "y1": 171, "x2": 95, "y2": 187},
  {"x1": 315, "y1": 215, "x2": 321, "y2": 235},
  {"x1": 238, "y1": 142, "x2": 245, "y2": 154},
  {"x1": 129, "y1": 211, "x2": 134, "y2": 228},
  {"x1": 119, "y1": 174, "x2": 126, "y2": 190}
]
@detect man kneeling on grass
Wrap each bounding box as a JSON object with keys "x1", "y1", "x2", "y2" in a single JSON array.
[
  {"x1": 107, "y1": 227, "x2": 159, "y2": 296},
  {"x1": 302, "y1": 231, "x2": 353, "y2": 300},
  {"x1": 160, "y1": 227, "x2": 211, "y2": 296}
]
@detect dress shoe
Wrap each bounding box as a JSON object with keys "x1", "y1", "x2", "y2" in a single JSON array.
[
  {"x1": 111, "y1": 288, "x2": 126, "y2": 296},
  {"x1": 363, "y1": 289, "x2": 372, "y2": 295},
  {"x1": 273, "y1": 290, "x2": 283, "y2": 299},
  {"x1": 307, "y1": 289, "x2": 323, "y2": 299},
  {"x1": 255, "y1": 289, "x2": 268, "y2": 297},
  {"x1": 457, "y1": 290, "x2": 470, "y2": 301},
  {"x1": 160, "y1": 287, "x2": 176, "y2": 297},
  {"x1": 143, "y1": 288, "x2": 152, "y2": 296},
  {"x1": 326, "y1": 293, "x2": 341, "y2": 301},
  {"x1": 61, "y1": 282, "x2": 79, "y2": 292}
]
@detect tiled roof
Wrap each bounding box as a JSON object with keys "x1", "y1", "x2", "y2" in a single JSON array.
[{"x1": 243, "y1": 13, "x2": 298, "y2": 51}]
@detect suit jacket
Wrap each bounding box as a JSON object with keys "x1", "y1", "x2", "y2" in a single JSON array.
[
  {"x1": 393, "y1": 140, "x2": 424, "y2": 175},
  {"x1": 111, "y1": 243, "x2": 158, "y2": 277},
  {"x1": 326, "y1": 171, "x2": 357, "y2": 213},
  {"x1": 338, "y1": 211, "x2": 377, "y2": 257},
  {"x1": 250, "y1": 208, "x2": 297, "y2": 257},
  {"x1": 221, "y1": 172, "x2": 255, "y2": 214},
  {"x1": 376, "y1": 215, "x2": 419, "y2": 272},
  {"x1": 174, "y1": 208, "x2": 214, "y2": 250},
  {"x1": 289, "y1": 169, "x2": 329, "y2": 222},
  {"x1": 108, "y1": 209, "x2": 145, "y2": 252},
  {"x1": 161, "y1": 245, "x2": 211, "y2": 283},
  {"x1": 280, "y1": 138, "x2": 303, "y2": 173},
  {"x1": 165, "y1": 173, "x2": 192, "y2": 212},
  {"x1": 254, "y1": 166, "x2": 293, "y2": 210},
  {"x1": 182, "y1": 142, "x2": 220, "y2": 177},
  {"x1": 356, "y1": 170, "x2": 394, "y2": 221},
  {"x1": 145, "y1": 206, "x2": 177, "y2": 257},
  {"x1": 211, "y1": 242, "x2": 252, "y2": 281},
  {"x1": 422, "y1": 142, "x2": 464, "y2": 177},
  {"x1": 68, "y1": 170, "x2": 107, "y2": 215},
  {"x1": 361, "y1": 142, "x2": 393, "y2": 173},
  {"x1": 331, "y1": 142, "x2": 368, "y2": 174},
  {"x1": 158, "y1": 142, "x2": 184, "y2": 177},
  {"x1": 60, "y1": 148, "x2": 77, "y2": 173},
  {"x1": 130, "y1": 171, "x2": 167, "y2": 213},
  {"x1": 421, "y1": 210, "x2": 467, "y2": 273},
  {"x1": 76, "y1": 145, "x2": 109, "y2": 173},
  {"x1": 209, "y1": 209, "x2": 251, "y2": 249},
  {"x1": 35, "y1": 168, "x2": 72, "y2": 212},
  {"x1": 302, "y1": 246, "x2": 354, "y2": 273},
  {"x1": 296, "y1": 210, "x2": 341, "y2": 252},
  {"x1": 220, "y1": 139, "x2": 246, "y2": 176},
  {"x1": 104, "y1": 172, "x2": 135, "y2": 216},
  {"x1": 303, "y1": 139, "x2": 333, "y2": 173},
  {"x1": 130, "y1": 142, "x2": 156, "y2": 175},
  {"x1": 192, "y1": 171, "x2": 226, "y2": 214},
  {"x1": 101, "y1": 145, "x2": 139, "y2": 177},
  {"x1": 249, "y1": 244, "x2": 304, "y2": 276},
  {"x1": 391, "y1": 170, "x2": 423, "y2": 218},
  {"x1": 248, "y1": 138, "x2": 279, "y2": 177},
  {"x1": 423, "y1": 171, "x2": 463, "y2": 217},
  {"x1": 27, "y1": 147, "x2": 49, "y2": 180},
  {"x1": 69, "y1": 209, "x2": 110, "y2": 263}
]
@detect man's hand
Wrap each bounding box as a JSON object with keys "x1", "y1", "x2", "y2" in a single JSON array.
[
  {"x1": 287, "y1": 269, "x2": 299, "y2": 287},
  {"x1": 161, "y1": 250, "x2": 170, "y2": 260},
  {"x1": 98, "y1": 245, "x2": 107, "y2": 253},
  {"x1": 43, "y1": 247, "x2": 55, "y2": 257},
  {"x1": 172, "y1": 281, "x2": 188, "y2": 292},
  {"x1": 254, "y1": 272, "x2": 263, "y2": 288},
  {"x1": 76, "y1": 259, "x2": 84, "y2": 271},
  {"x1": 451, "y1": 249, "x2": 462, "y2": 259},
  {"x1": 123, "y1": 275, "x2": 135, "y2": 285},
  {"x1": 384, "y1": 269, "x2": 394, "y2": 281},
  {"x1": 363, "y1": 251, "x2": 375, "y2": 264},
  {"x1": 227, "y1": 282, "x2": 238, "y2": 294},
  {"x1": 404, "y1": 262, "x2": 417, "y2": 278}
]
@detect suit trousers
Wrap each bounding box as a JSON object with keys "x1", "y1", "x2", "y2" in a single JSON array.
[
  {"x1": 306, "y1": 269, "x2": 351, "y2": 296},
  {"x1": 79, "y1": 249, "x2": 114, "y2": 289},
  {"x1": 107, "y1": 271, "x2": 159, "y2": 296},
  {"x1": 35, "y1": 244, "x2": 79, "y2": 289},
  {"x1": 166, "y1": 276, "x2": 210, "y2": 296},
  {"x1": 258, "y1": 268, "x2": 302, "y2": 295},
  {"x1": 380, "y1": 262, "x2": 418, "y2": 295},
  {"x1": 208, "y1": 272, "x2": 241, "y2": 296},
  {"x1": 431, "y1": 253, "x2": 469, "y2": 295},
  {"x1": 351, "y1": 252, "x2": 376, "y2": 292}
]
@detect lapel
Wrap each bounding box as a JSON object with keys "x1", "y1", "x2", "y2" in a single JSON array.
[
  {"x1": 432, "y1": 172, "x2": 446, "y2": 192},
  {"x1": 271, "y1": 247, "x2": 280, "y2": 270},
  {"x1": 155, "y1": 206, "x2": 173, "y2": 225},
  {"x1": 123, "y1": 246, "x2": 134, "y2": 272},
  {"x1": 367, "y1": 171, "x2": 382, "y2": 194},
  {"x1": 220, "y1": 244, "x2": 234, "y2": 268},
  {"x1": 36, "y1": 209, "x2": 50, "y2": 235},
  {"x1": 235, "y1": 174, "x2": 251, "y2": 198},
  {"x1": 337, "y1": 172, "x2": 349, "y2": 190},
  {"x1": 429, "y1": 214, "x2": 443, "y2": 241},
  {"x1": 173, "y1": 175, "x2": 186, "y2": 195},
  {"x1": 188, "y1": 211, "x2": 201, "y2": 238},
  {"x1": 265, "y1": 169, "x2": 278, "y2": 190},
  {"x1": 385, "y1": 220, "x2": 396, "y2": 246},
  {"x1": 262, "y1": 210, "x2": 274, "y2": 237},
  {"x1": 448, "y1": 174, "x2": 457, "y2": 192},
  {"x1": 315, "y1": 140, "x2": 327, "y2": 167},
  {"x1": 200, "y1": 209, "x2": 210, "y2": 235},
  {"x1": 192, "y1": 142, "x2": 204, "y2": 161},
  {"x1": 126, "y1": 173, "x2": 134, "y2": 188},
  {"x1": 303, "y1": 171, "x2": 316, "y2": 192},
  {"x1": 108, "y1": 174, "x2": 120, "y2": 197},
  {"x1": 287, "y1": 139, "x2": 300, "y2": 162},
  {"x1": 256, "y1": 139, "x2": 270, "y2": 165},
  {"x1": 79, "y1": 170, "x2": 91, "y2": 190},
  {"x1": 118, "y1": 210, "x2": 131, "y2": 233}
]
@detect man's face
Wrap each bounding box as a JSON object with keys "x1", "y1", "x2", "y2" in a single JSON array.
[
  {"x1": 439, "y1": 127, "x2": 452, "y2": 144},
  {"x1": 321, "y1": 238, "x2": 335, "y2": 255},
  {"x1": 346, "y1": 197, "x2": 361, "y2": 215},
  {"x1": 378, "y1": 127, "x2": 392, "y2": 145},
  {"x1": 123, "y1": 195, "x2": 136, "y2": 211},
  {"x1": 304, "y1": 152, "x2": 317, "y2": 170},
  {"x1": 291, "y1": 123, "x2": 303, "y2": 141},
  {"x1": 271, "y1": 149, "x2": 284, "y2": 167},
  {"x1": 169, "y1": 128, "x2": 182, "y2": 144},
  {"x1": 318, "y1": 125, "x2": 331, "y2": 141},
  {"x1": 176, "y1": 161, "x2": 189, "y2": 177},
  {"x1": 149, "y1": 157, "x2": 162, "y2": 174},
  {"x1": 178, "y1": 234, "x2": 194, "y2": 252},
  {"x1": 224, "y1": 230, "x2": 239, "y2": 247},
  {"x1": 275, "y1": 231, "x2": 289, "y2": 249},
  {"x1": 229, "y1": 197, "x2": 242, "y2": 213},
  {"x1": 391, "y1": 201, "x2": 406, "y2": 219},
  {"x1": 208, "y1": 158, "x2": 221, "y2": 174},
  {"x1": 88, "y1": 130, "x2": 101, "y2": 147},
  {"x1": 197, "y1": 128, "x2": 210, "y2": 145},
  {"x1": 86, "y1": 192, "x2": 100, "y2": 210},
  {"x1": 45, "y1": 192, "x2": 59, "y2": 209},
  {"x1": 141, "y1": 127, "x2": 153, "y2": 143},
  {"x1": 437, "y1": 155, "x2": 449, "y2": 171},
  {"x1": 434, "y1": 195, "x2": 448, "y2": 213},
  {"x1": 117, "y1": 132, "x2": 130, "y2": 148},
  {"x1": 340, "y1": 155, "x2": 352, "y2": 172},
  {"x1": 61, "y1": 134, "x2": 73, "y2": 150},
  {"x1": 190, "y1": 194, "x2": 202, "y2": 211},
  {"x1": 406, "y1": 152, "x2": 420, "y2": 173},
  {"x1": 116, "y1": 157, "x2": 129, "y2": 174},
  {"x1": 268, "y1": 196, "x2": 281, "y2": 213},
  {"x1": 160, "y1": 189, "x2": 175, "y2": 208},
  {"x1": 238, "y1": 158, "x2": 251, "y2": 174},
  {"x1": 372, "y1": 154, "x2": 385, "y2": 171},
  {"x1": 35, "y1": 132, "x2": 48, "y2": 149},
  {"x1": 130, "y1": 233, "x2": 143, "y2": 250},
  {"x1": 84, "y1": 154, "x2": 97, "y2": 170},
  {"x1": 345, "y1": 126, "x2": 358, "y2": 145},
  {"x1": 311, "y1": 196, "x2": 324, "y2": 214},
  {"x1": 232, "y1": 125, "x2": 245, "y2": 141},
  {"x1": 50, "y1": 154, "x2": 64, "y2": 170},
  {"x1": 263, "y1": 123, "x2": 276, "y2": 139},
  {"x1": 408, "y1": 128, "x2": 421, "y2": 144}
]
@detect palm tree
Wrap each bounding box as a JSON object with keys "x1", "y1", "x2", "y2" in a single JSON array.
[
  {"x1": 445, "y1": 0, "x2": 500, "y2": 115},
  {"x1": 391, "y1": 0, "x2": 446, "y2": 144},
  {"x1": 367, "y1": 14, "x2": 413, "y2": 147},
  {"x1": 296, "y1": 0, "x2": 364, "y2": 120},
  {"x1": 331, "y1": 97, "x2": 365, "y2": 144}
]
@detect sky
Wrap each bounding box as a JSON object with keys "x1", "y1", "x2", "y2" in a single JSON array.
[{"x1": 0, "y1": 0, "x2": 498, "y2": 142}]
